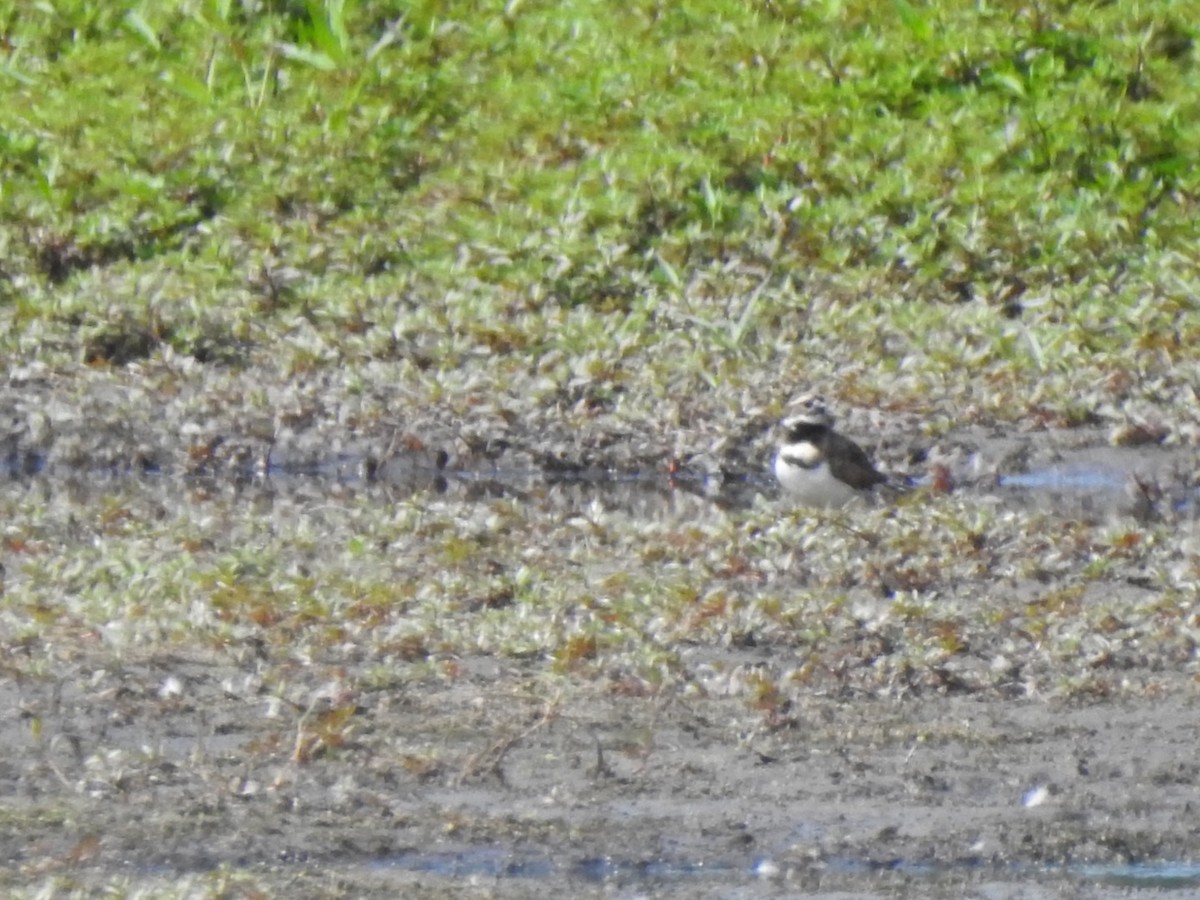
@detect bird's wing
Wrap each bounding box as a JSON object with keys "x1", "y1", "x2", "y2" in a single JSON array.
[{"x1": 824, "y1": 432, "x2": 888, "y2": 489}]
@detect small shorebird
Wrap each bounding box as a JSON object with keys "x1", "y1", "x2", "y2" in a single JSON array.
[{"x1": 773, "y1": 394, "x2": 888, "y2": 507}]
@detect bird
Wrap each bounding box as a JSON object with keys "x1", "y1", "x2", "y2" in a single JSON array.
[{"x1": 773, "y1": 393, "x2": 888, "y2": 507}]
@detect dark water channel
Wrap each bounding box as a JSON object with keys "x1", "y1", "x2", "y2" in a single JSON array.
[{"x1": 4, "y1": 444, "x2": 1192, "y2": 520}]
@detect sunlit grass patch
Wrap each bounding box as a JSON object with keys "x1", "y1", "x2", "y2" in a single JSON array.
[{"x1": 1, "y1": 0, "x2": 1194, "y2": 394}]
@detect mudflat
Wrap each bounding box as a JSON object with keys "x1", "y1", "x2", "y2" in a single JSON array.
[{"x1": 3, "y1": 390, "x2": 1198, "y2": 897}]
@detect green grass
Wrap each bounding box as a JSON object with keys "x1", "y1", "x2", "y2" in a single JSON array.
[
  {"x1": 0, "y1": 3, "x2": 1197, "y2": 682},
  {"x1": 0, "y1": 0, "x2": 1196, "y2": 421}
]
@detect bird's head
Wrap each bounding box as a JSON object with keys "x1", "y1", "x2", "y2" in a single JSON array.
[{"x1": 781, "y1": 393, "x2": 834, "y2": 431}]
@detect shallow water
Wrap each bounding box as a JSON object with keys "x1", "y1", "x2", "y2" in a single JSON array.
[
  {"x1": 998, "y1": 468, "x2": 1129, "y2": 492},
  {"x1": 4, "y1": 445, "x2": 1186, "y2": 520},
  {"x1": 361, "y1": 844, "x2": 1200, "y2": 893}
]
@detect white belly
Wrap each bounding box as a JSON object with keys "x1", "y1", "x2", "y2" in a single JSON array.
[{"x1": 774, "y1": 454, "x2": 863, "y2": 508}]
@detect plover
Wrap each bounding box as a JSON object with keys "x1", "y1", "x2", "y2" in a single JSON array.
[{"x1": 773, "y1": 394, "x2": 887, "y2": 507}]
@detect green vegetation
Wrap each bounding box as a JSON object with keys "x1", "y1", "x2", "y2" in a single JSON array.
[{"x1": 0, "y1": 0, "x2": 1196, "y2": 418}]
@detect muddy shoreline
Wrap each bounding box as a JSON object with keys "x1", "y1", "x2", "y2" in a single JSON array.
[
  {"x1": 3, "y1": 372, "x2": 1200, "y2": 896},
  {"x1": 8, "y1": 648, "x2": 1200, "y2": 897}
]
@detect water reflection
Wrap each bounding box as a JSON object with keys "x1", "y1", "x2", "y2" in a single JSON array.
[{"x1": 3, "y1": 446, "x2": 1194, "y2": 522}]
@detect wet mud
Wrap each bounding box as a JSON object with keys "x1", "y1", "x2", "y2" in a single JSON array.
[{"x1": 2, "y1": 387, "x2": 1200, "y2": 897}]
